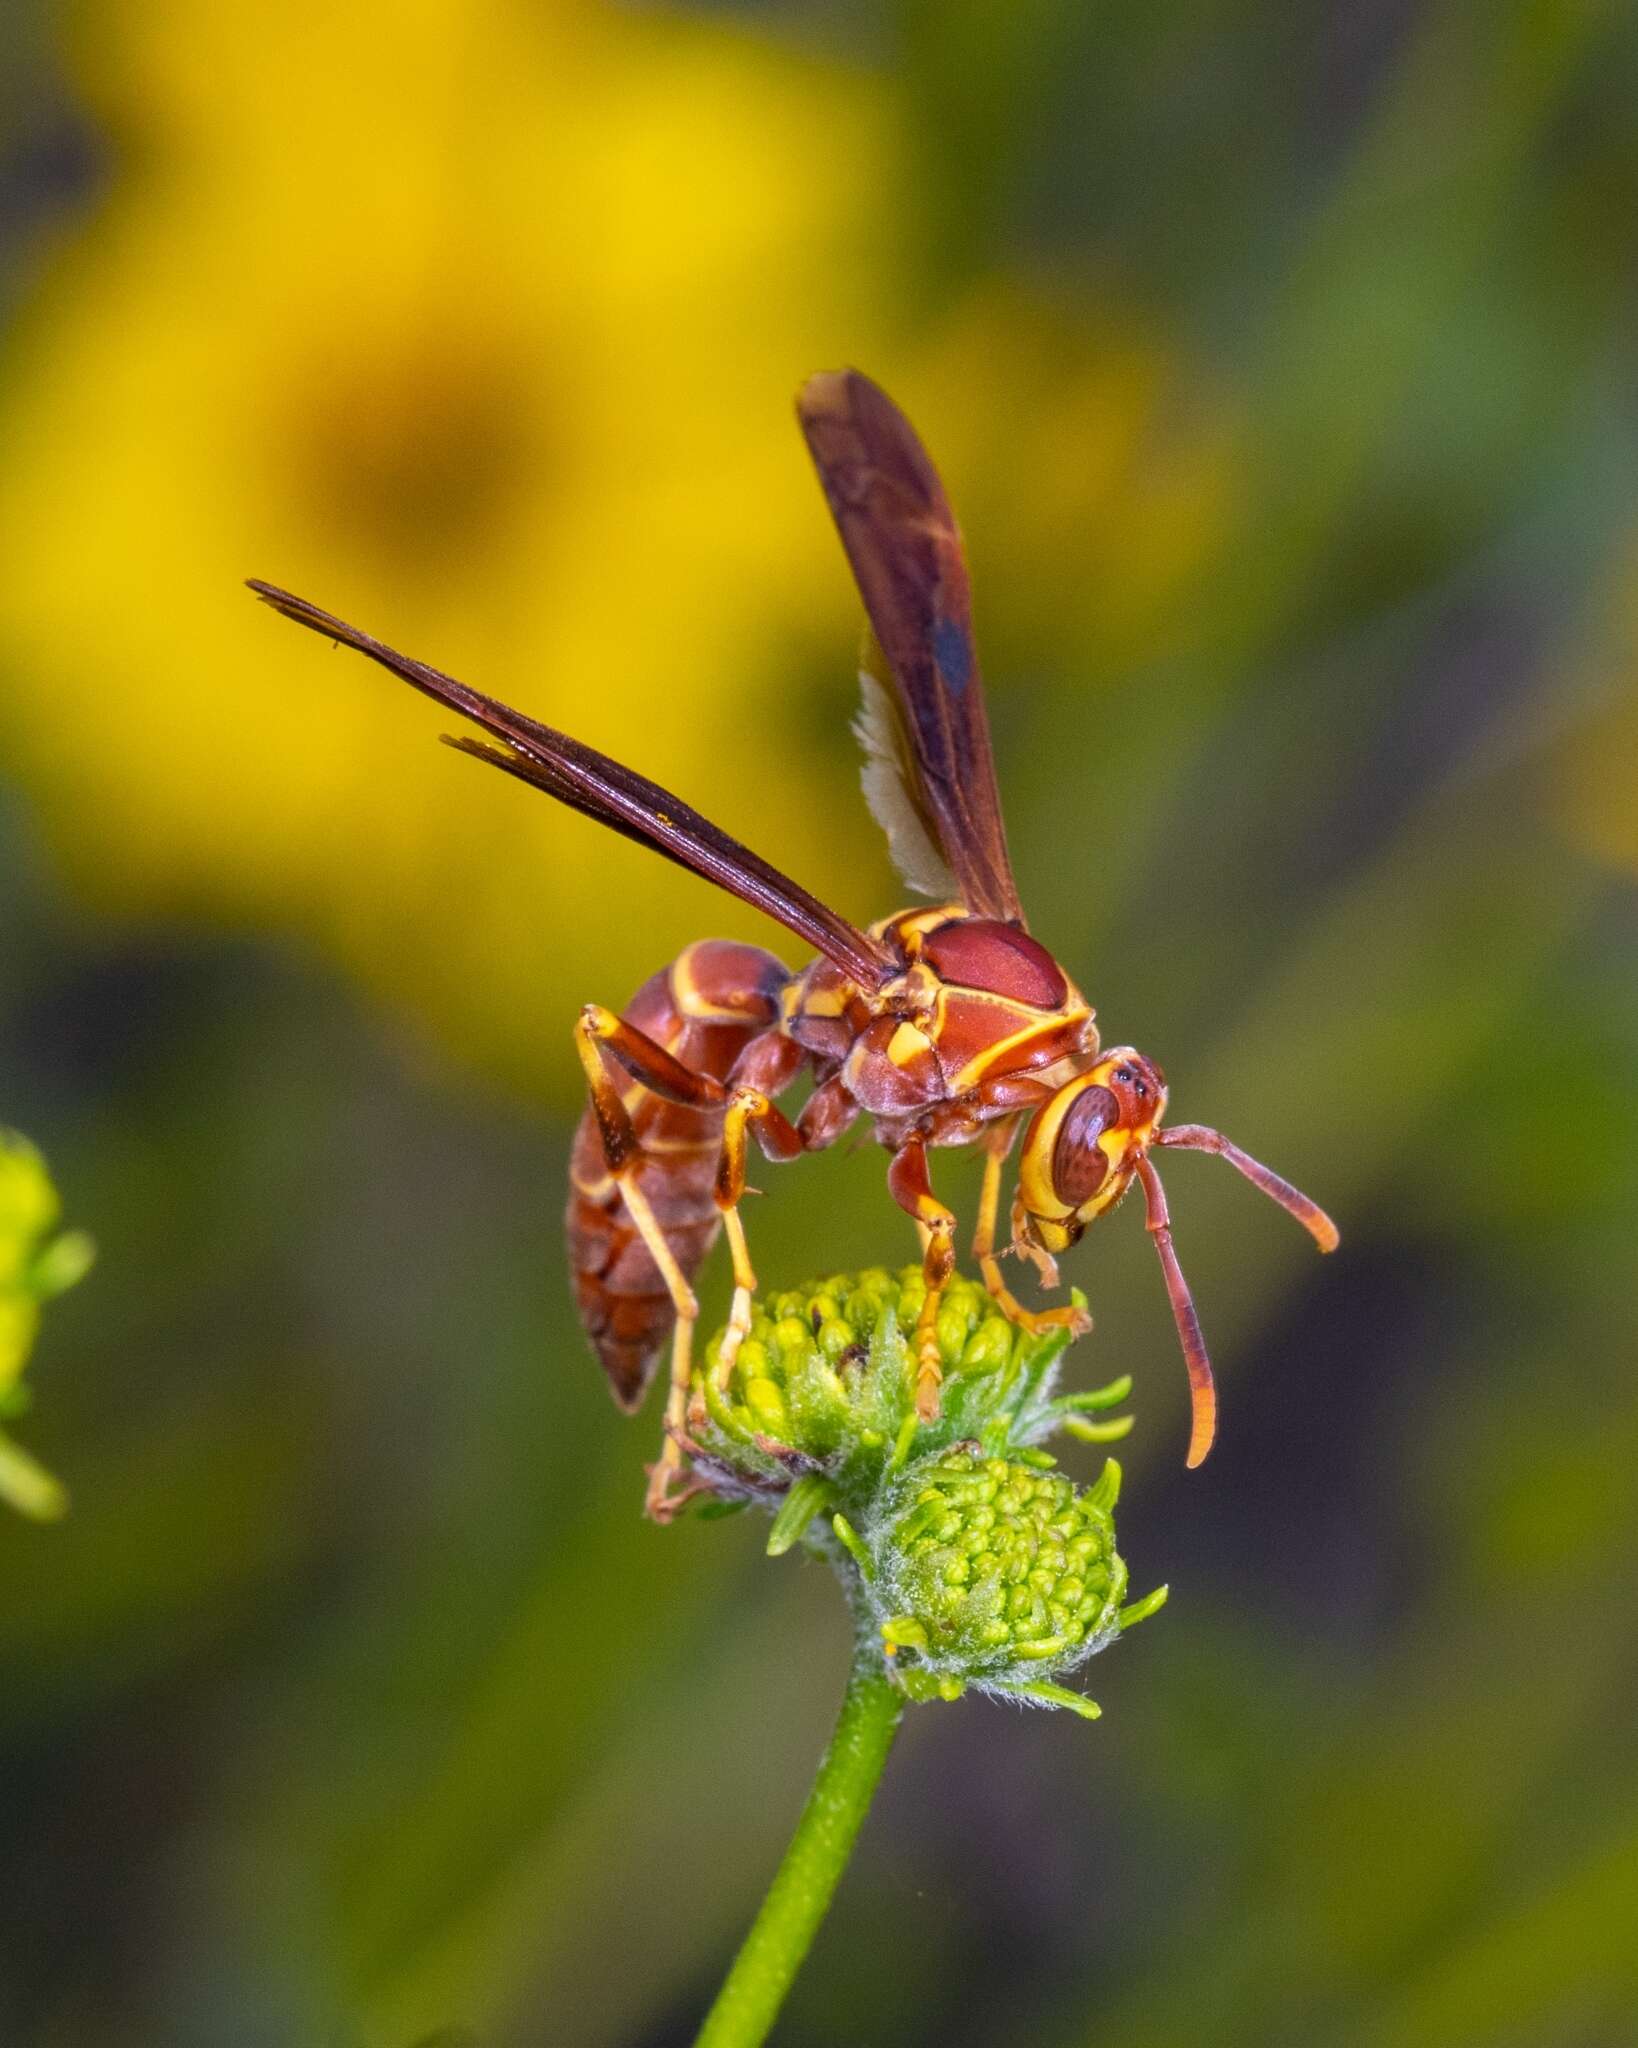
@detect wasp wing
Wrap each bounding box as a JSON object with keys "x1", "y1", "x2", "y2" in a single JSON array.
[
  {"x1": 852, "y1": 636, "x2": 958, "y2": 902},
  {"x1": 247, "y1": 582, "x2": 892, "y2": 989},
  {"x1": 798, "y1": 368, "x2": 1025, "y2": 924}
]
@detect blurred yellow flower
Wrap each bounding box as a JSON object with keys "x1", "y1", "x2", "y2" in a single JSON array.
[
  {"x1": 0, "y1": 0, "x2": 1237, "y2": 1100},
  {"x1": 0, "y1": 0, "x2": 904, "y2": 1093}
]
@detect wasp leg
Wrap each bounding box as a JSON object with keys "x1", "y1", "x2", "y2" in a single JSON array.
[
  {"x1": 712, "y1": 1082, "x2": 804, "y2": 1391},
  {"x1": 796, "y1": 1073, "x2": 860, "y2": 1153},
  {"x1": 973, "y1": 1128, "x2": 1092, "y2": 1341},
  {"x1": 574, "y1": 1005, "x2": 729, "y2": 1519},
  {"x1": 577, "y1": 1003, "x2": 728, "y2": 1111},
  {"x1": 692, "y1": 1072, "x2": 859, "y2": 1411},
  {"x1": 886, "y1": 1137, "x2": 957, "y2": 1420}
]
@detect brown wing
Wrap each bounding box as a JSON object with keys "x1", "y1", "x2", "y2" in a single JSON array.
[
  {"x1": 797, "y1": 368, "x2": 1025, "y2": 924},
  {"x1": 247, "y1": 582, "x2": 892, "y2": 989}
]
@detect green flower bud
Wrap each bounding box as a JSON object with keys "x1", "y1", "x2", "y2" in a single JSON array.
[
  {"x1": 685, "y1": 1266, "x2": 1119, "y2": 1501},
  {"x1": 0, "y1": 1130, "x2": 94, "y2": 1521},
  {"x1": 676, "y1": 1265, "x2": 1161, "y2": 1717},
  {"x1": 871, "y1": 1450, "x2": 1138, "y2": 1711}
]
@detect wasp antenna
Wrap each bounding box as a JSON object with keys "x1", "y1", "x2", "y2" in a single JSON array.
[
  {"x1": 1135, "y1": 1155, "x2": 1216, "y2": 1469},
  {"x1": 1155, "y1": 1124, "x2": 1339, "y2": 1254}
]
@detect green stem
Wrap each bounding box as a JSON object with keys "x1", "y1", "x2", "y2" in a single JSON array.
[{"x1": 694, "y1": 1653, "x2": 905, "y2": 2048}]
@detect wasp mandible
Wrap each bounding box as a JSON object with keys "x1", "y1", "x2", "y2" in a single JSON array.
[{"x1": 251, "y1": 369, "x2": 1337, "y2": 1516}]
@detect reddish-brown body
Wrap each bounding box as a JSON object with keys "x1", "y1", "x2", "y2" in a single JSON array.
[
  {"x1": 568, "y1": 939, "x2": 791, "y2": 1406},
  {"x1": 573, "y1": 907, "x2": 1100, "y2": 1407}
]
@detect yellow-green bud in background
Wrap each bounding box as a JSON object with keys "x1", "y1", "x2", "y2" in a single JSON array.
[
  {"x1": 0, "y1": 1131, "x2": 94, "y2": 1521},
  {"x1": 682, "y1": 1267, "x2": 1162, "y2": 1718}
]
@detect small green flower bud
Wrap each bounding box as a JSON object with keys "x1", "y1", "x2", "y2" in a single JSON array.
[
  {"x1": 686, "y1": 1266, "x2": 1123, "y2": 1498},
  {"x1": 869, "y1": 1450, "x2": 1132, "y2": 1707}
]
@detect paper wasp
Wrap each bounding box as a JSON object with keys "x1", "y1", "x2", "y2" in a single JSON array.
[{"x1": 251, "y1": 368, "x2": 1337, "y2": 1516}]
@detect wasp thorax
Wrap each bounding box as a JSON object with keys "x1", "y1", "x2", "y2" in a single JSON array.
[{"x1": 919, "y1": 917, "x2": 1068, "y2": 1008}]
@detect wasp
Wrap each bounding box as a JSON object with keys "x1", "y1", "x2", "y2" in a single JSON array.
[{"x1": 251, "y1": 368, "x2": 1337, "y2": 1516}]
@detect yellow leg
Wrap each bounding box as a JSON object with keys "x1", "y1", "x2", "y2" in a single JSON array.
[
  {"x1": 974, "y1": 1137, "x2": 1092, "y2": 1340},
  {"x1": 887, "y1": 1139, "x2": 957, "y2": 1421},
  {"x1": 710, "y1": 1084, "x2": 802, "y2": 1395},
  {"x1": 715, "y1": 1204, "x2": 758, "y2": 1391},
  {"x1": 616, "y1": 1175, "x2": 702, "y2": 1521},
  {"x1": 913, "y1": 1228, "x2": 956, "y2": 1420}
]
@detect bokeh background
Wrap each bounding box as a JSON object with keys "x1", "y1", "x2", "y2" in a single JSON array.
[{"x1": 2, "y1": 1, "x2": 1636, "y2": 2042}]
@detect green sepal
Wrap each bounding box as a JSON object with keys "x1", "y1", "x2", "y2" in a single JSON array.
[
  {"x1": 1061, "y1": 1412, "x2": 1135, "y2": 1444},
  {"x1": 1058, "y1": 1373, "x2": 1132, "y2": 1411},
  {"x1": 894, "y1": 1665, "x2": 964, "y2": 1704},
  {"x1": 989, "y1": 1679, "x2": 1102, "y2": 1720},
  {"x1": 694, "y1": 1498, "x2": 750, "y2": 1522},
  {"x1": 881, "y1": 1615, "x2": 928, "y2": 1653},
  {"x1": 830, "y1": 1512, "x2": 874, "y2": 1581},
  {"x1": 766, "y1": 1473, "x2": 834, "y2": 1557},
  {"x1": 885, "y1": 1411, "x2": 919, "y2": 1476},
  {"x1": 1086, "y1": 1457, "x2": 1122, "y2": 1511},
  {"x1": 1118, "y1": 1583, "x2": 1169, "y2": 1631}
]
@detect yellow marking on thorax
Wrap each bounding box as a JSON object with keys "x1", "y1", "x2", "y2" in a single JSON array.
[
  {"x1": 870, "y1": 902, "x2": 964, "y2": 939},
  {"x1": 946, "y1": 1000, "x2": 1095, "y2": 1094},
  {"x1": 885, "y1": 903, "x2": 968, "y2": 953},
  {"x1": 791, "y1": 979, "x2": 848, "y2": 1019},
  {"x1": 888, "y1": 1020, "x2": 935, "y2": 1067},
  {"x1": 671, "y1": 943, "x2": 755, "y2": 1022},
  {"x1": 855, "y1": 960, "x2": 940, "y2": 1027}
]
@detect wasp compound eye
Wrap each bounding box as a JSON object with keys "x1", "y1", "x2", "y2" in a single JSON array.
[{"x1": 1052, "y1": 1085, "x2": 1118, "y2": 1207}]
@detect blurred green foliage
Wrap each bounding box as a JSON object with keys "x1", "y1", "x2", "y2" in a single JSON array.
[
  {"x1": 1, "y1": 0, "x2": 1636, "y2": 2044},
  {"x1": 0, "y1": 1129, "x2": 93, "y2": 1518}
]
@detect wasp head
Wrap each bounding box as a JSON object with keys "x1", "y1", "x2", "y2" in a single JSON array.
[
  {"x1": 1009, "y1": 1045, "x2": 1338, "y2": 1471},
  {"x1": 1012, "y1": 1049, "x2": 1167, "y2": 1267}
]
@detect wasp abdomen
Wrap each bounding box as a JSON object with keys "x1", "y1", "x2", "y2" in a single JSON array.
[{"x1": 566, "y1": 940, "x2": 792, "y2": 1409}]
